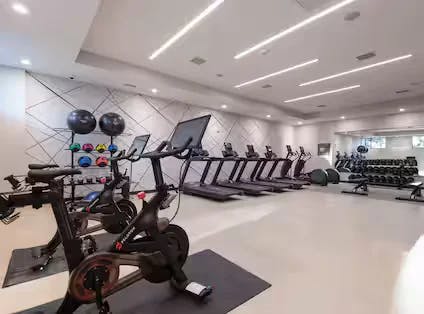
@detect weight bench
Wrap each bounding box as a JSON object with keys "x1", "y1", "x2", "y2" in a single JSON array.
[
  {"x1": 341, "y1": 177, "x2": 369, "y2": 196},
  {"x1": 396, "y1": 181, "x2": 424, "y2": 202}
]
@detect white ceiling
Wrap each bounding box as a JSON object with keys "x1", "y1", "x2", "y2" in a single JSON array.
[{"x1": 1, "y1": 0, "x2": 424, "y2": 124}]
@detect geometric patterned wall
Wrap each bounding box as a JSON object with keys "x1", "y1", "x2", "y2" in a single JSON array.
[{"x1": 25, "y1": 72, "x2": 282, "y2": 194}]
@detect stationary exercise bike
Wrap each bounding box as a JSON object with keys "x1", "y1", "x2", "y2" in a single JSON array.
[
  {"x1": 27, "y1": 115, "x2": 213, "y2": 313},
  {"x1": 1, "y1": 164, "x2": 59, "y2": 224}
]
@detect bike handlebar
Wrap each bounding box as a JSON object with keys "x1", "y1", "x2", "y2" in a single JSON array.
[{"x1": 141, "y1": 137, "x2": 193, "y2": 159}]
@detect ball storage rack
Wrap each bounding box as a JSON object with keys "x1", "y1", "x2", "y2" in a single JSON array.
[{"x1": 53, "y1": 128, "x2": 132, "y2": 205}]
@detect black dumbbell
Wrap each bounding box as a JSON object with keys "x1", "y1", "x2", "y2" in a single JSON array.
[
  {"x1": 86, "y1": 177, "x2": 93, "y2": 184},
  {"x1": 407, "y1": 177, "x2": 415, "y2": 183},
  {"x1": 77, "y1": 178, "x2": 84, "y2": 184},
  {"x1": 400, "y1": 177, "x2": 407, "y2": 185},
  {"x1": 373, "y1": 175, "x2": 380, "y2": 183},
  {"x1": 387, "y1": 176, "x2": 394, "y2": 184},
  {"x1": 380, "y1": 176, "x2": 387, "y2": 183}
]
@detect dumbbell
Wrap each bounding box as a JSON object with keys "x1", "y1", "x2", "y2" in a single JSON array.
[
  {"x1": 86, "y1": 177, "x2": 93, "y2": 184},
  {"x1": 413, "y1": 167, "x2": 419, "y2": 174},
  {"x1": 407, "y1": 177, "x2": 415, "y2": 183},
  {"x1": 400, "y1": 177, "x2": 407, "y2": 185},
  {"x1": 393, "y1": 176, "x2": 400, "y2": 185},
  {"x1": 374, "y1": 175, "x2": 381, "y2": 183},
  {"x1": 380, "y1": 160, "x2": 386, "y2": 165},
  {"x1": 387, "y1": 176, "x2": 394, "y2": 184},
  {"x1": 368, "y1": 175, "x2": 374, "y2": 182},
  {"x1": 380, "y1": 176, "x2": 387, "y2": 183},
  {"x1": 77, "y1": 178, "x2": 84, "y2": 184}
]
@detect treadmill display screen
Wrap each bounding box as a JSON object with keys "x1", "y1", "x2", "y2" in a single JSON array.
[
  {"x1": 170, "y1": 115, "x2": 211, "y2": 149},
  {"x1": 128, "y1": 134, "x2": 150, "y2": 156}
]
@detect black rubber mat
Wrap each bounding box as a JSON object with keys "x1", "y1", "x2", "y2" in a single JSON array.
[
  {"x1": 3, "y1": 233, "x2": 116, "y2": 288},
  {"x1": 18, "y1": 250, "x2": 271, "y2": 314}
]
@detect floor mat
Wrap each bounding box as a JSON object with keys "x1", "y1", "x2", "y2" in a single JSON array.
[
  {"x1": 3, "y1": 233, "x2": 116, "y2": 288},
  {"x1": 18, "y1": 249, "x2": 271, "y2": 314}
]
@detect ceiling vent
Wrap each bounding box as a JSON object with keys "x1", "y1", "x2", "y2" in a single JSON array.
[
  {"x1": 356, "y1": 52, "x2": 376, "y2": 61},
  {"x1": 294, "y1": 0, "x2": 334, "y2": 11},
  {"x1": 123, "y1": 83, "x2": 136, "y2": 88},
  {"x1": 317, "y1": 104, "x2": 327, "y2": 108},
  {"x1": 216, "y1": 73, "x2": 224, "y2": 77},
  {"x1": 262, "y1": 84, "x2": 273, "y2": 88},
  {"x1": 396, "y1": 89, "x2": 410, "y2": 94},
  {"x1": 344, "y1": 11, "x2": 361, "y2": 21},
  {"x1": 190, "y1": 57, "x2": 207, "y2": 65}
]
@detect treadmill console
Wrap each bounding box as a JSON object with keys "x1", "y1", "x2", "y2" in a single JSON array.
[
  {"x1": 265, "y1": 146, "x2": 276, "y2": 159},
  {"x1": 223, "y1": 143, "x2": 238, "y2": 157},
  {"x1": 246, "y1": 145, "x2": 259, "y2": 158}
]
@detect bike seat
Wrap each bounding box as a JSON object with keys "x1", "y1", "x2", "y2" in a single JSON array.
[
  {"x1": 28, "y1": 164, "x2": 59, "y2": 170},
  {"x1": 28, "y1": 169, "x2": 82, "y2": 183}
]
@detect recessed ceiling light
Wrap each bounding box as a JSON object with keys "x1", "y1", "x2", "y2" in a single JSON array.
[
  {"x1": 20, "y1": 58, "x2": 31, "y2": 66},
  {"x1": 221, "y1": 104, "x2": 227, "y2": 109},
  {"x1": 300, "y1": 54, "x2": 412, "y2": 86},
  {"x1": 151, "y1": 88, "x2": 158, "y2": 94},
  {"x1": 216, "y1": 73, "x2": 224, "y2": 77},
  {"x1": 297, "y1": 121, "x2": 303, "y2": 125},
  {"x1": 399, "y1": 108, "x2": 405, "y2": 112},
  {"x1": 317, "y1": 104, "x2": 327, "y2": 108},
  {"x1": 234, "y1": 0, "x2": 356, "y2": 59},
  {"x1": 284, "y1": 85, "x2": 360, "y2": 103},
  {"x1": 340, "y1": 116, "x2": 346, "y2": 119},
  {"x1": 12, "y1": 2, "x2": 29, "y2": 15},
  {"x1": 266, "y1": 114, "x2": 271, "y2": 118},
  {"x1": 235, "y1": 59, "x2": 319, "y2": 88},
  {"x1": 149, "y1": 0, "x2": 225, "y2": 60}
]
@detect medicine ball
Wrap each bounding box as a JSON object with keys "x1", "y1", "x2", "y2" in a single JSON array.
[
  {"x1": 69, "y1": 143, "x2": 81, "y2": 152},
  {"x1": 96, "y1": 144, "x2": 107, "y2": 153},
  {"x1": 99, "y1": 112, "x2": 126, "y2": 136},
  {"x1": 67, "y1": 110, "x2": 96, "y2": 134},
  {"x1": 108, "y1": 144, "x2": 118, "y2": 154},
  {"x1": 83, "y1": 191, "x2": 100, "y2": 202},
  {"x1": 78, "y1": 156, "x2": 92, "y2": 168},
  {"x1": 82, "y1": 143, "x2": 94, "y2": 153},
  {"x1": 96, "y1": 156, "x2": 108, "y2": 167}
]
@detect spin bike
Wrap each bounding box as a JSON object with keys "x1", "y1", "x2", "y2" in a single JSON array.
[
  {"x1": 28, "y1": 139, "x2": 213, "y2": 313},
  {"x1": 32, "y1": 149, "x2": 140, "y2": 272},
  {"x1": 1, "y1": 164, "x2": 59, "y2": 224}
]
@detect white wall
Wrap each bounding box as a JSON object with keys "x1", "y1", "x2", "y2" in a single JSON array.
[
  {"x1": 294, "y1": 113, "x2": 424, "y2": 165},
  {"x1": 0, "y1": 66, "x2": 28, "y2": 191},
  {"x1": 0, "y1": 66, "x2": 294, "y2": 193}
]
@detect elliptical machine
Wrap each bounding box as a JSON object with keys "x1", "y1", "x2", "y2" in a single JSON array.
[
  {"x1": 293, "y1": 146, "x2": 329, "y2": 186},
  {"x1": 27, "y1": 115, "x2": 213, "y2": 313}
]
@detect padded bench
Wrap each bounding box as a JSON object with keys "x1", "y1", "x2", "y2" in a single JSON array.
[
  {"x1": 396, "y1": 181, "x2": 424, "y2": 202},
  {"x1": 341, "y1": 177, "x2": 369, "y2": 196}
]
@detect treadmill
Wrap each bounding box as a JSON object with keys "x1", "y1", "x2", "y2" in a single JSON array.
[
  {"x1": 255, "y1": 145, "x2": 308, "y2": 189},
  {"x1": 235, "y1": 145, "x2": 291, "y2": 192},
  {"x1": 210, "y1": 143, "x2": 272, "y2": 195},
  {"x1": 178, "y1": 119, "x2": 242, "y2": 201}
]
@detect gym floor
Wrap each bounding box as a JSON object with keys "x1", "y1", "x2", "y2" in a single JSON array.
[{"x1": 1, "y1": 188, "x2": 424, "y2": 314}]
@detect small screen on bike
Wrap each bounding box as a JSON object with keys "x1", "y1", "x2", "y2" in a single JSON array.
[
  {"x1": 170, "y1": 115, "x2": 211, "y2": 149},
  {"x1": 129, "y1": 134, "x2": 150, "y2": 156}
]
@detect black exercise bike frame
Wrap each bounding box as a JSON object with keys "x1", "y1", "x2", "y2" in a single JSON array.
[{"x1": 45, "y1": 139, "x2": 193, "y2": 312}]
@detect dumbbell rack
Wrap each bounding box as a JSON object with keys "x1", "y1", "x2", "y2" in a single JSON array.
[{"x1": 350, "y1": 158, "x2": 418, "y2": 188}]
